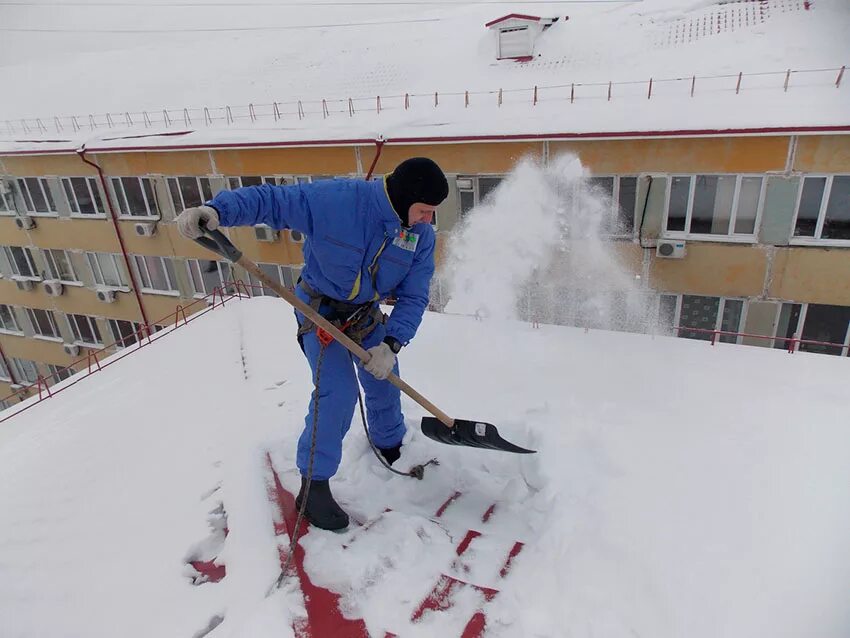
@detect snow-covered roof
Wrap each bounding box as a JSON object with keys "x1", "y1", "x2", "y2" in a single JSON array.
[
  {"x1": 1, "y1": 0, "x2": 848, "y2": 155},
  {"x1": 1, "y1": 299, "x2": 849, "y2": 636}
]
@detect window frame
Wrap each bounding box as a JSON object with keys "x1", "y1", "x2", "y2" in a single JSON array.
[
  {"x1": 167, "y1": 176, "x2": 215, "y2": 212},
  {"x1": 43, "y1": 248, "x2": 80, "y2": 284},
  {"x1": 109, "y1": 177, "x2": 160, "y2": 219},
  {"x1": 666, "y1": 294, "x2": 749, "y2": 344},
  {"x1": 86, "y1": 252, "x2": 128, "y2": 289},
  {"x1": 790, "y1": 174, "x2": 850, "y2": 246},
  {"x1": 108, "y1": 318, "x2": 145, "y2": 349},
  {"x1": 583, "y1": 175, "x2": 640, "y2": 240},
  {"x1": 0, "y1": 179, "x2": 15, "y2": 215},
  {"x1": 16, "y1": 177, "x2": 58, "y2": 216},
  {"x1": 26, "y1": 307, "x2": 62, "y2": 340},
  {"x1": 0, "y1": 304, "x2": 23, "y2": 334},
  {"x1": 61, "y1": 177, "x2": 107, "y2": 218},
  {"x1": 2, "y1": 245, "x2": 40, "y2": 280},
  {"x1": 457, "y1": 175, "x2": 506, "y2": 220},
  {"x1": 9, "y1": 357, "x2": 39, "y2": 384},
  {"x1": 47, "y1": 364, "x2": 74, "y2": 383},
  {"x1": 66, "y1": 313, "x2": 103, "y2": 347},
  {"x1": 186, "y1": 259, "x2": 233, "y2": 297},
  {"x1": 661, "y1": 174, "x2": 765, "y2": 242},
  {"x1": 132, "y1": 254, "x2": 179, "y2": 295}
]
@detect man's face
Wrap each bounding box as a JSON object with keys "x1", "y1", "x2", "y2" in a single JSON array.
[{"x1": 407, "y1": 202, "x2": 436, "y2": 226}]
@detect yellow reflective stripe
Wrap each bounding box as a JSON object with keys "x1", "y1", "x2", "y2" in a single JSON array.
[{"x1": 347, "y1": 272, "x2": 361, "y2": 301}]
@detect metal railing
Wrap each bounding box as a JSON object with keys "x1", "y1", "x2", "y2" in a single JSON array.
[{"x1": 2, "y1": 65, "x2": 845, "y2": 139}]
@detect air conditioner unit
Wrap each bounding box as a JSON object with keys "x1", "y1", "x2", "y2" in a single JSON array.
[
  {"x1": 656, "y1": 240, "x2": 686, "y2": 259},
  {"x1": 254, "y1": 225, "x2": 279, "y2": 242},
  {"x1": 134, "y1": 222, "x2": 157, "y2": 237},
  {"x1": 63, "y1": 343, "x2": 80, "y2": 356},
  {"x1": 14, "y1": 279, "x2": 34, "y2": 292},
  {"x1": 96, "y1": 288, "x2": 116, "y2": 303},
  {"x1": 43, "y1": 279, "x2": 64, "y2": 296},
  {"x1": 289, "y1": 229, "x2": 305, "y2": 244},
  {"x1": 15, "y1": 216, "x2": 35, "y2": 230}
]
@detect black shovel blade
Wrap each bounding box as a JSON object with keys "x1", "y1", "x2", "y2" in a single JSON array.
[{"x1": 420, "y1": 417, "x2": 536, "y2": 454}]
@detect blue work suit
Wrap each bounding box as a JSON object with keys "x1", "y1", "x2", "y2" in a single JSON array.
[{"x1": 208, "y1": 178, "x2": 435, "y2": 479}]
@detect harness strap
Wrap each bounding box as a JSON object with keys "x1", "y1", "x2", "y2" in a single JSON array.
[{"x1": 297, "y1": 280, "x2": 384, "y2": 345}]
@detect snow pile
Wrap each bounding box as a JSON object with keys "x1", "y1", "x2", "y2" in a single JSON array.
[
  {"x1": 1, "y1": 296, "x2": 849, "y2": 637},
  {"x1": 443, "y1": 154, "x2": 651, "y2": 331}
]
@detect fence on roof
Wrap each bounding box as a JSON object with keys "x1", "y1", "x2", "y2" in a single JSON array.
[
  {"x1": 1, "y1": 281, "x2": 846, "y2": 424},
  {"x1": 1, "y1": 65, "x2": 845, "y2": 138}
]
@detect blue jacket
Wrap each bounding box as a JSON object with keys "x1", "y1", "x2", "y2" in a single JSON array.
[{"x1": 207, "y1": 178, "x2": 435, "y2": 345}]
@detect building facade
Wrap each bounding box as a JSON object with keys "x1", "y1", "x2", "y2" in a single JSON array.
[{"x1": 1, "y1": 132, "x2": 849, "y2": 407}]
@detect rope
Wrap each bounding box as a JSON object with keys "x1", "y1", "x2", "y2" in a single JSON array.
[
  {"x1": 351, "y1": 352, "x2": 439, "y2": 480},
  {"x1": 272, "y1": 342, "x2": 327, "y2": 592}
]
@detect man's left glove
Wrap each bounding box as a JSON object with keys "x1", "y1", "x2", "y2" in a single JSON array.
[{"x1": 363, "y1": 342, "x2": 396, "y2": 380}]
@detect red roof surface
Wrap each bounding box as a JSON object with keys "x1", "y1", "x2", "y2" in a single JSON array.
[{"x1": 484, "y1": 14, "x2": 541, "y2": 28}]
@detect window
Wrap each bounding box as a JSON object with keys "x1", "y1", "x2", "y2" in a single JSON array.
[
  {"x1": 133, "y1": 255, "x2": 178, "y2": 293},
  {"x1": 1, "y1": 246, "x2": 38, "y2": 278},
  {"x1": 67, "y1": 314, "x2": 102, "y2": 346},
  {"x1": 16, "y1": 178, "x2": 57, "y2": 215},
  {"x1": 671, "y1": 295, "x2": 746, "y2": 343},
  {"x1": 0, "y1": 180, "x2": 14, "y2": 213},
  {"x1": 26, "y1": 308, "x2": 61, "y2": 339},
  {"x1": 585, "y1": 176, "x2": 639, "y2": 237},
  {"x1": 248, "y1": 263, "x2": 301, "y2": 297},
  {"x1": 9, "y1": 358, "x2": 39, "y2": 384},
  {"x1": 47, "y1": 364, "x2": 74, "y2": 383},
  {"x1": 228, "y1": 176, "x2": 286, "y2": 189},
  {"x1": 43, "y1": 249, "x2": 78, "y2": 283},
  {"x1": 664, "y1": 175, "x2": 763, "y2": 238},
  {"x1": 798, "y1": 304, "x2": 850, "y2": 356},
  {"x1": 62, "y1": 177, "x2": 105, "y2": 216},
  {"x1": 186, "y1": 259, "x2": 233, "y2": 297},
  {"x1": 108, "y1": 319, "x2": 145, "y2": 348},
  {"x1": 86, "y1": 252, "x2": 127, "y2": 287},
  {"x1": 457, "y1": 175, "x2": 505, "y2": 218},
  {"x1": 110, "y1": 177, "x2": 159, "y2": 217},
  {"x1": 793, "y1": 175, "x2": 850, "y2": 241},
  {"x1": 0, "y1": 305, "x2": 21, "y2": 333},
  {"x1": 0, "y1": 357, "x2": 9, "y2": 380},
  {"x1": 168, "y1": 177, "x2": 214, "y2": 211},
  {"x1": 774, "y1": 303, "x2": 802, "y2": 350}
]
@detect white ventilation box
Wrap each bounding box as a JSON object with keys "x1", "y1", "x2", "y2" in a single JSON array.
[
  {"x1": 14, "y1": 279, "x2": 34, "y2": 291},
  {"x1": 656, "y1": 240, "x2": 687, "y2": 259},
  {"x1": 43, "y1": 280, "x2": 64, "y2": 296},
  {"x1": 96, "y1": 288, "x2": 116, "y2": 303},
  {"x1": 134, "y1": 222, "x2": 157, "y2": 237},
  {"x1": 255, "y1": 225, "x2": 279, "y2": 242},
  {"x1": 63, "y1": 343, "x2": 80, "y2": 356},
  {"x1": 15, "y1": 216, "x2": 35, "y2": 230}
]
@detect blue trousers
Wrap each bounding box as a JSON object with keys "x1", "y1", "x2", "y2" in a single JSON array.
[{"x1": 295, "y1": 307, "x2": 406, "y2": 480}]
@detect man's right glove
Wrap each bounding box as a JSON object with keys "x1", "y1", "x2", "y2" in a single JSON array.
[{"x1": 176, "y1": 205, "x2": 220, "y2": 240}]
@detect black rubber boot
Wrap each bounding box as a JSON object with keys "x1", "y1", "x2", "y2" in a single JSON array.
[
  {"x1": 295, "y1": 477, "x2": 349, "y2": 531},
  {"x1": 378, "y1": 444, "x2": 402, "y2": 466}
]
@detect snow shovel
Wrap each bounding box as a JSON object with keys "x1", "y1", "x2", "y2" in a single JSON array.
[{"x1": 194, "y1": 226, "x2": 535, "y2": 455}]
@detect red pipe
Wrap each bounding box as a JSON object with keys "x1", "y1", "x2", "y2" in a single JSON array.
[
  {"x1": 365, "y1": 138, "x2": 385, "y2": 180},
  {"x1": 76, "y1": 147, "x2": 151, "y2": 330}
]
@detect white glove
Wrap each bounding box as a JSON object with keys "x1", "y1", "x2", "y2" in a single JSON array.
[
  {"x1": 363, "y1": 342, "x2": 396, "y2": 380},
  {"x1": 176, "y1": 205, "x2": 219, "y2": 240}
]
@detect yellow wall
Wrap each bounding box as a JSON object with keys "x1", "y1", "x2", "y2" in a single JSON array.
[
  {"x1": 550, "y1": 136, "x2": 789, "y2": 174},
  {"x1": 769, "y1": 247, "x2": 850, "y2": 305},
  {"x1": 96, "y1": 151, "x2": 213, "y2": 177},
  {"x1": 373, "y1": 142, "x2": 543, "y2": 175},
  {"x1": 793, "y1": 135, "x2": 850, "y2": 173},
  {"x1": 7, "y1": 217, "x2": 120, "y2": 252},
  {"x1": 212, "y1": 147, "x2": 358, "y2": 176},
  {"x1": 1, "y1": 154, "x2": 97, "y2": 177},
  {"x1": 650, "y1": 243, "x2": 768, "y2": 297},
  {"x1": 0, "y1": 333, "x2": 77, "y2": 366}
]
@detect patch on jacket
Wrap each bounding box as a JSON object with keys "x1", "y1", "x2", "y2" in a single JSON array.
[{"x1": 392, "y1": 230, "x2": 419, "y2": 252}]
